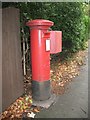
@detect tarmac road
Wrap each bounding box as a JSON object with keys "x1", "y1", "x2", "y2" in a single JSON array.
[{"x1": 35, "y1": 43, "x2": 89, "y2": 118}]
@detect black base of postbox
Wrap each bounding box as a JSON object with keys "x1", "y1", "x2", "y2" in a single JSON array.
[
  {"x1": 32, "y1": 80, "x2": 51, "y2": 101},
  {"x1": 32, "y1": 94, "x2": 57, "y2": 109}
]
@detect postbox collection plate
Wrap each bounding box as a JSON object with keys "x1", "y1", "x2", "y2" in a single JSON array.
[{"x1": 46, "y1": 39, "x2": 50, "y2": 51}]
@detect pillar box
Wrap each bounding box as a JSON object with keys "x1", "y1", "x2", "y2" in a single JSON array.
[
  {"x1": 26, "y1": 19, "x2": 54, "y2": 101},
  {"x1": 26, "y1": 19, "x2": 62, "y2": 101}
]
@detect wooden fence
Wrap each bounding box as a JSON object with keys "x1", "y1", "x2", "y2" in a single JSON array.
[
  {"x1": 2, "y1": 7, "x2": 24, "y2": 112},
  {"x1": 0, "y1": 8, "x2": 2, "y2": 113}
]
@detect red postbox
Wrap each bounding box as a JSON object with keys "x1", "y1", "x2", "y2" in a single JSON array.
[
  {"x1": 27, "y1": 19, "x2": 54, "y2": 100},
  {"x1": 27, "y1": 19, "x2": 62, "y2": 101}
]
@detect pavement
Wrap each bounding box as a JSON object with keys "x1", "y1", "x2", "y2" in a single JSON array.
[{"x1": 35, "y1": 44, "x2": 89, "y2": 118}]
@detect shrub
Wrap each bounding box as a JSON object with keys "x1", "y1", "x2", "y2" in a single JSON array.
[
  {"x1": 2, "y1": 2, "x2": 89, "y2": 53},
  {"x1": 46, "y1": 2, "x2": 88, "y2": 52}
]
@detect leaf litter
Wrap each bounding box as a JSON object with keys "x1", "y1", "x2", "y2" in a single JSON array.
[{"x1": 1, "y1": 50, "x2": 87, "y2": 120}]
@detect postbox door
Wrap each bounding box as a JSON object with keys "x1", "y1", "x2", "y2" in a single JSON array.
[{"x1": 50, "y1": 31, "x2": 62, "y2": 54}]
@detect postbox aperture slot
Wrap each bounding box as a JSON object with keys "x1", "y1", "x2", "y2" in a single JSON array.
[{"x1": 43, "y1": 32, "x2": 50, "y2": 38}]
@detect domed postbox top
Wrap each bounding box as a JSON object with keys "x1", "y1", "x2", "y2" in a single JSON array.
[{"x1": 26, "y1": 19, "x2": 54, "y2": 27}]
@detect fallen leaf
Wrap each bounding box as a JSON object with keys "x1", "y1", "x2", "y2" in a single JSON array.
[{"x1": 33, "y1": 108, "x2": 40, "y2": 113}]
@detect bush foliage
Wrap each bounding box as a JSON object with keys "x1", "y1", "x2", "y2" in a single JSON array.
[
  {"x1": 45, "y1": 3, "x2": 89, "y2": 52},
  {"x1": 3, "y1": 2, "x2": 89, "y2": 53}
]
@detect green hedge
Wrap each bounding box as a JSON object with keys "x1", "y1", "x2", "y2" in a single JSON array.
[
  {"x1": 45, "y1": 3, "x2": 89, "y2": 52},
  {"x1": 3, "y1": 2, "x2": 89, "y2": 53},
  {"x1": 23, "y1": 2, "x2": 89, "y2": 53}
]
